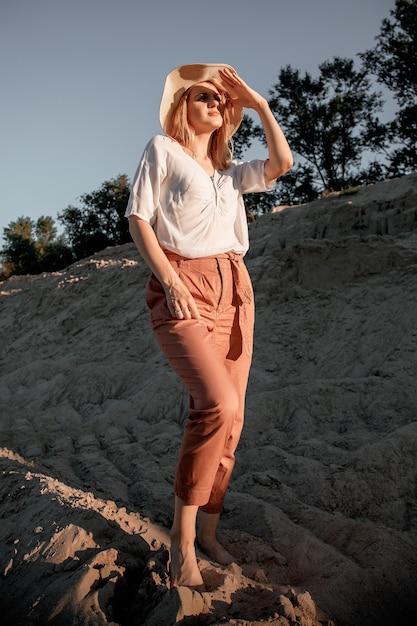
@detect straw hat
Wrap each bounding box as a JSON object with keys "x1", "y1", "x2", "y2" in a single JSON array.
[{"x1": 159, "y1": 63, "x2": 243, "y2": 137}]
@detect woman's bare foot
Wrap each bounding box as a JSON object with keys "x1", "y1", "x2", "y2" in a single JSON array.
[
  {"x1": 196, "y1": 534, "x2": 239, "y2": 565},
  {"x1": 197, "y1": 510, "x2": 241, "y2": 565},
  {"x1": 170, "y1": 535, "x2": 205, "y2": 590},
  {"x1": 169, "y1": 497, "x2": 205, "y2": 590}
]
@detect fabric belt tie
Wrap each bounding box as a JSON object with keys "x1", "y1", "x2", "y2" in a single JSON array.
[
  {"x1": 224, "y1": 252, "x2": 253, "y2": 358},
  {"x1": 164, "y1": 250, "x2": 253, "y2": 357}
]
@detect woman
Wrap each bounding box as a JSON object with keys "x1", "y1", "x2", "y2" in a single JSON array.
[{"x1": 126, "y1": 63, "x2": 293, "y2": 589}]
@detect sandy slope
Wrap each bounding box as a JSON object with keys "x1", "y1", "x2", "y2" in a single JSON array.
[{"x1": 1, "y1": 174, "x2": 417, "y2": 625}]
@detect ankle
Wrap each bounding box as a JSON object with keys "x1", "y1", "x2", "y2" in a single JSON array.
[
  {"x1": 197, "y1": 530, "x2": 216, "y2": 543},
  {"x1": 170, "y1": 530, "x2": 196, "y2": 547}
]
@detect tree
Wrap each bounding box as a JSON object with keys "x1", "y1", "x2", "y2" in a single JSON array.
[
  {"x1": 264, "y1": 57, "x2": 388, "y2": 200},
  {"x1": 34, "y1": 215, "x2": 58, "y2": 257},
  {"x1": 2, "y1": 216, "x2": 39, "y2": 277},
  {"x1": 271, "y1": 163, "x2": 318, "y2": 206},
  {"x1": 360, "y1": 0, "x2": 417, "y2": 174},
  {"x1": 38, "y1": 241, "x2": 74, "y2": 273},
  {"x1": 5, "y1": 216, "x2": 33, "y2": 240},
  {"x1": 59, "y1": 174, "x2": 131, "y2": 260},
  {"x1": 232, "y1": 114, "x2": 256, "y2": 160},
  {"x1": 1, "y1": 215, "x2": 73, "y2": 279},
  {"x1": 1, "y1": 232, "x2": 39, "y2": 277}
]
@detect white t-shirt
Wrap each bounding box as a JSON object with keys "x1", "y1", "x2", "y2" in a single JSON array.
[{"x1": 125, "y1": 134, "x2": 275, "y2": 258}]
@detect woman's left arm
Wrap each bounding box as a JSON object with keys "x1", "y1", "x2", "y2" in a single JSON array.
[
  {"x1": 254, "y1": 98, "x2": 294, "y2": 183},
  {"x1": 220, "y1": 68, "x2": 293, "y2": 183}
]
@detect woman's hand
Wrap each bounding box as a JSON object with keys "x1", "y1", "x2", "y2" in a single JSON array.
[
  {"x1": 165, "y1": 280, "x2": 201, "y2": 320},
  {"x1": 219, "y1": 67, "x2": 266, "y2": 111},
  {"x1": 220, "y1": 67, "x2": 293, "y2": 182},
  {"x1": 128, "y1": 216, "x2": 201, "y2": 320}
]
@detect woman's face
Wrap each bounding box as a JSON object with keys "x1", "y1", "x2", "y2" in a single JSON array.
[{"x1": 186, "y1": 82, "x2": 225, "y2": 134}]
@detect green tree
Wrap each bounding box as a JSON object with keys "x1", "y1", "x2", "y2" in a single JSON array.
[
  {"x1": 264, "y1": 57, "x2": 388, "y2": 200},
  {"x1": 272, "y1": 163, "x2": 318, "y2": 206},
  {"x1": 38, "y1": 241, "x2": 74, "y2": 273},
  {"x1": 360, "y1": 0, "x2": 417, "y2": 174},
  {"x1": 1, "y1": 233, "x2": 38, "y2": 277},
  {"x1": 2, "y1": 217, "x2": 38, "y2": 277},
  {"x1": 1, "y1": 215, "x2": 73, "y2": 279},
  {"x1": 59, "y1": 174, "x2": 131, "y2": 260},
  {"x1": 232, "y1": 114, "x2": 256, "y2": 160},
  {"x1": 6, "y1": 216, "x2": 33, "y2": 240},
  {"x1": 35, "y1": 215, "x2": 58, "y2": 256}
]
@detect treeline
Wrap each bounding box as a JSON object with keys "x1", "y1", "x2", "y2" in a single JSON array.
[
  {"x1": 0, "y1": 176, "x2": 131, "y2": 279},
  {"x1": 1, "y1": 0, "x2": 416, "y2": 280}
]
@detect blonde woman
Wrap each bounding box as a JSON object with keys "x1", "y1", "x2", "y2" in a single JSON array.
[{"x1": 126, "y1": 63, "x2": 293, "y2": 589}]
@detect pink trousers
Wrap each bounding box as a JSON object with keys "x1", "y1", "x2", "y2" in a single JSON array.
[{"x1": 145, "y1": 252, "x2": 254, "y2": 514}]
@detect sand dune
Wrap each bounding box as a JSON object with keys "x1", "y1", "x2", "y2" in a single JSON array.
[{"x1": 1, "y1": 173, "x2": 417, "y2": 625}]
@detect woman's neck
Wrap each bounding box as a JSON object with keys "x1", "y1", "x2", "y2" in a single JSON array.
[
  {"x1": 185, "y1": 135, "x2": 215, "y2": 176},
  {"x1": 189, "y1": 134, "x2": 211, "y2": 160}
]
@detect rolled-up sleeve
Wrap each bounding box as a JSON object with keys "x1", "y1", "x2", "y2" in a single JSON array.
[{"x1": 230, "y1": 159, "x2": 276, "y2": 194}]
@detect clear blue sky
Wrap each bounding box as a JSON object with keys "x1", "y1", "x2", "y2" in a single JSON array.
[{"x1": 0, "y1": 0, "x2": 396, "y2": 240}]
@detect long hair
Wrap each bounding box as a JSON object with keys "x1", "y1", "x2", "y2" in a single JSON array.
[{"x1": 166, "y1": 80, "x2": 234, "y2": 171}]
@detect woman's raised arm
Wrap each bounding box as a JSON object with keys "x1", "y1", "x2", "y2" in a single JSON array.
[{"x1": 219, "y1": 68, "x2": 293, "y2": 183}]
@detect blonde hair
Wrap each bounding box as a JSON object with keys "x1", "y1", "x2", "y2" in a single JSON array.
[{"x1": 166, "y1": 79, "x2": 234, "y2": 171}]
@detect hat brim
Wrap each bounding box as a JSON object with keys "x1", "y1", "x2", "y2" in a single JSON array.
[{"x1": 159, "y1": 63, "x2": 243, "y2": 138}]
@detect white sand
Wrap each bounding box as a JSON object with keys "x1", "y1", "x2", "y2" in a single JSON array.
[{"x1": 1, "y1": 173, "x2": 417, "y2": 625}]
